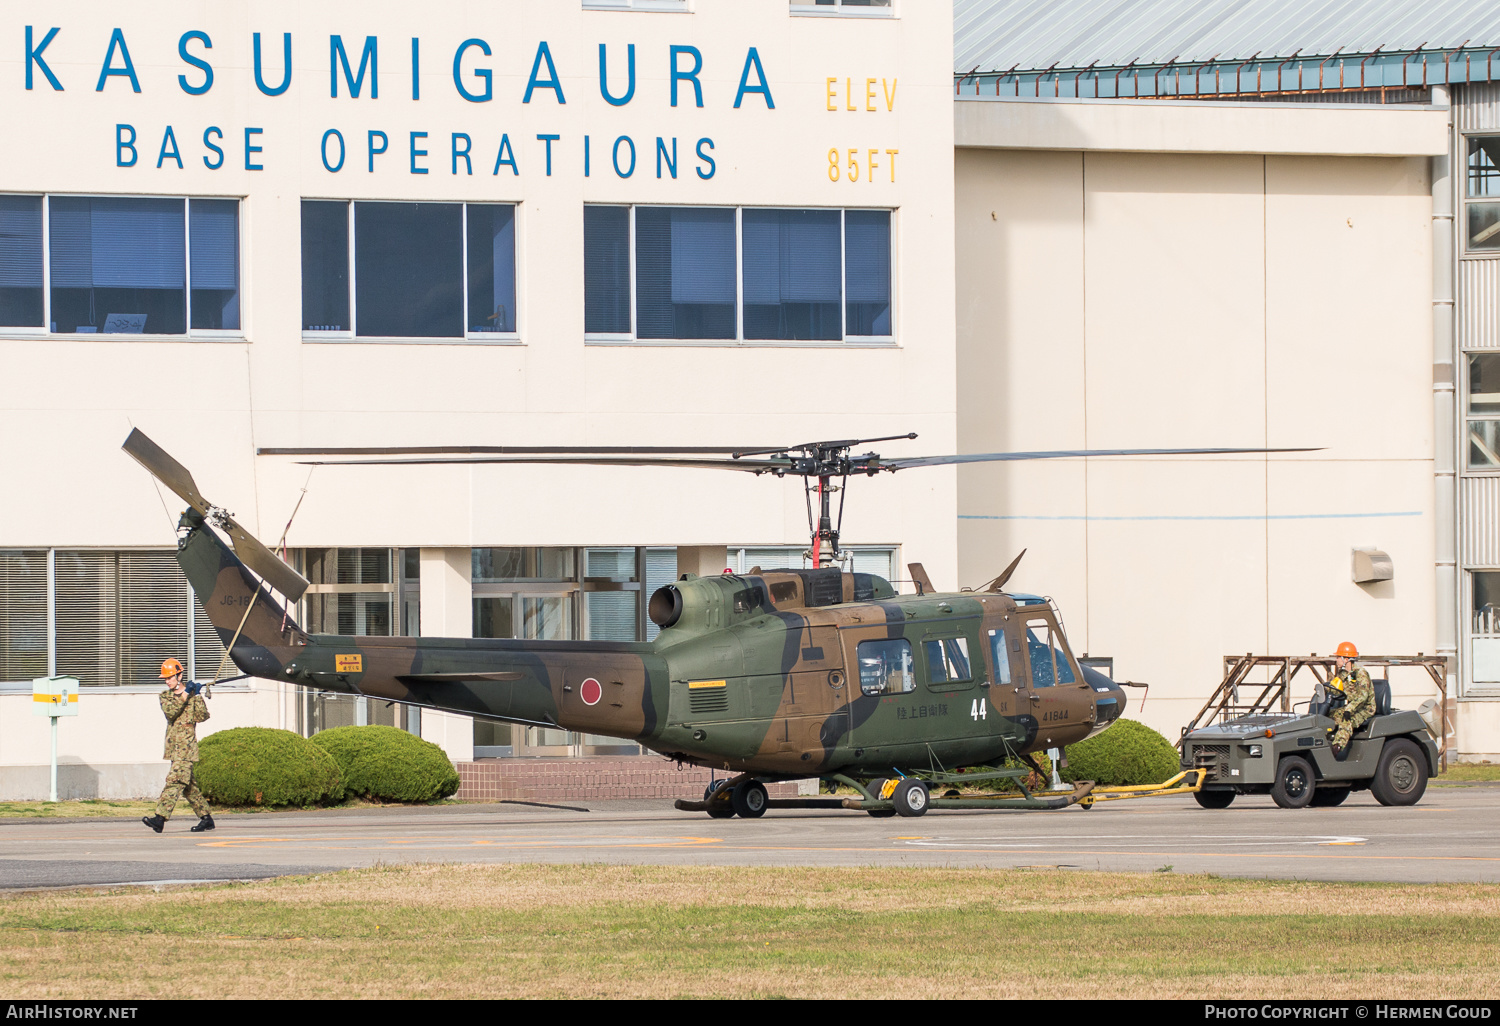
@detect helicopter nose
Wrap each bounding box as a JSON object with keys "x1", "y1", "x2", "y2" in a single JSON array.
[
  {"x1": 1080, "y1": 663, "x2": 1124, "y2": 728},
  {"x1": 1095, "y1": 685, "x2": 1124, "y2": 727}
]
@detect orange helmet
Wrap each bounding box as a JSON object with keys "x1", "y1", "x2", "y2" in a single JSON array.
[
  {"x1": 1335, "y1": 642, "x2": 1359, "y2": 659},
  {"x1": 160, "y1": 657, "x2": 185, "y2": 679}
]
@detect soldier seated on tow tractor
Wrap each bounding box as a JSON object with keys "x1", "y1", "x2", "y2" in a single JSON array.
[{"x1": 1324, "y1": 641, "x2": 1375, "y2": 761}]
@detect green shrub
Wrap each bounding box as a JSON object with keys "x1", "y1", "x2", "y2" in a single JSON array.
[
  {"x1": 1061, "y1": 718, "x2": 1181, "y2": 787},
  {"x1": 197, "y1": 727, "x2": 343, "y2": 807},
  {"x1": 310, "y1": 725, "x2": 460, "y2": 803}
]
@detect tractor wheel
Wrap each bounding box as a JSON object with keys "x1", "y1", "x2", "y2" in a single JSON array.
[
  {"x1": 730, "y1": 780, "x2": 768, "y2": 819},
  {"x1": 1310, "y1": 787, "x2": 1350, "y2": 807},
  {"x1": 892, "y1": 778, "x2": 930, "y2": 818},
  {"x1": 1271, "y1": 756, "x2": 1316, "y2": 809},
  {"x1": 704, "y1": 779, "x2": 735, "y2": 819},
  {"x1": 1370, "y1": 739, "x2": 1428, "y2": 807},
  {"x1": 1193, "y1": 790, "x2": 1236, "y2": 809}
]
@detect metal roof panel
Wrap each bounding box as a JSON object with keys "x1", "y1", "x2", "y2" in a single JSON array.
[{"x1": 955, "y1": 0, "x2": 1500, "y2": 75}]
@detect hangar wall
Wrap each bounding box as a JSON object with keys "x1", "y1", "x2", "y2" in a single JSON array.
[{"x1": 956, "y1": 122, "x2": 1444, "y2": 747}]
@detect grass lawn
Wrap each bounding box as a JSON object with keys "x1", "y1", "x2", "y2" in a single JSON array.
[
  {"x1": 2, "y1": 864, "x2": 1498, "y2": 999},
  {"x1": 1436, "y1": 763, "x2": 1500, "y2": 782}
]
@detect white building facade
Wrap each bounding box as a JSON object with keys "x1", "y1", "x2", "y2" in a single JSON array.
[{"x1": 0, "y1": 0, "x2": 958, "y2": 797}]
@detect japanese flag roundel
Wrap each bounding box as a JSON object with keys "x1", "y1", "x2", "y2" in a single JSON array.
[{"x1": 580, "y1": 677, "x2": 603, "y2": 706}]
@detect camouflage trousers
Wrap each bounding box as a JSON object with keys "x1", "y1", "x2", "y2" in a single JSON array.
[
  {"x1": 155, "y1": 760, "x2": 210, "y2": 819},
  {"x1": 1330, "y1": 708, "x2": 1373, "y2": 750}
]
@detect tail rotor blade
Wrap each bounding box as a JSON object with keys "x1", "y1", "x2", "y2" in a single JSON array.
[
  {"x1": 222, "y1": 515, "x2": 310, "y2": 603},
  {"x1": 122, "y1": 429, "x2": 208, "y2": 512},
  {"x1": 123, "y1": 429, "x2": 310, "y2": 602}
]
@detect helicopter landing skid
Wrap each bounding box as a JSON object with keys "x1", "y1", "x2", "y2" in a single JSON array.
[{"x1": 847, "y1": 779, "x2": 1097, "y2": 813}]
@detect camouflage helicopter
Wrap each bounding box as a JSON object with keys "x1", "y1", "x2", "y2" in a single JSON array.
[{"x1": 123, "y1": 429, "x2": 1302, "y2": 819}]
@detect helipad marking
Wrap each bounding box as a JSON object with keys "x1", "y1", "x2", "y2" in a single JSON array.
[
  {"x1": 201, "y1": 834, "x2": 723, "y2": 850},
  {"x1": 900, "y1": 834, "x2": 1368, "y2": 850}
]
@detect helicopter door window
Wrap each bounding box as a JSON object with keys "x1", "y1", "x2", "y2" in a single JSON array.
[
  {"x1": 922, "y1": 637, "x2": 972, "y2": 684},
  {"x1": 857, "y1": 638, "x2": 914, "y2": 696},
  {"x1": 1025, "y1": 624, "x2": 1078, "y2": 689},
  {"x1": 986, "y1": 630, "x2": 1013, "y2": 686}
]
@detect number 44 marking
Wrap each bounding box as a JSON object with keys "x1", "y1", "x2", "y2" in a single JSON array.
[{"x1": 970, "y1": 698, "x2": 987, "y2": 721}]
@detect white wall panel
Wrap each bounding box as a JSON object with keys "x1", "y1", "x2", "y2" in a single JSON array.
[
  {"x1": 1462, "y1": 476, "x2": 1500, "y2": 566},
  {"x1": 1460, "y1": 258, "x2": 1500, "y2": 349}
]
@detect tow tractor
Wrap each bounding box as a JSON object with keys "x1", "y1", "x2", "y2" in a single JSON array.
[{"x1": 1178, "y1": 655, "x2": 1445, "y2": 809}]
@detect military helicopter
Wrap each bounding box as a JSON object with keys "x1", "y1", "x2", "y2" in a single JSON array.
[{"x1": 122, "y1": 429, "x2": 1304, "y2": 819}]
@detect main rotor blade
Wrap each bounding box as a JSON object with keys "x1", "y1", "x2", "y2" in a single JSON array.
[
  {"x1": 259, "y1": 445, "x2": 776, "y2": 456},
  {"x1": 221, "y1": 514, "x2": 310, "y2": 603},
  {"x1": 878, "y1": 447, "x2": 1320, "y2": 470},
  {"x1": 122, "y1": 428, "x2": 209, "y2": 513},
  {"x1": 291, "y1": 455, "x2": 795, "y2": 473}
]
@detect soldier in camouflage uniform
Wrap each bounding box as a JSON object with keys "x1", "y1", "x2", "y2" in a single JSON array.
[
  {"x1": 1327, "y1": 641, "x2": 1376, "y2": 761},
  {"x1": 141, "y1": 658, "x2": 214, "y2": 833}
]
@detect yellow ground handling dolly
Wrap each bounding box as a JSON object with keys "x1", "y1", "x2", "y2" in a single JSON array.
[{"x1": 818, "y1": 767, "x2": 1209, "y2": 816}]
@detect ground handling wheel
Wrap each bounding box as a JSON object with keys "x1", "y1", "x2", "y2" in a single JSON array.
[
  {"x1": 1193, "y1": 789, "x2": 1235, "y2": 809},
  {"x1": 1370, "y1": 738, "x2": 1428, "y2": 807},
  {"x1": 730, "y1": 780, "x2": 768, "y2": 818},
  {"x1": 864, "y1": 778, "x2": 897, "y2": 817},
  {"x1": 704, "y1": 779, "x2": 735, "y2": 819},
  {"x1": 892, "y1": 778, "x2": 930, "y2": 817},
  {"x1": 1271, "y1": 756, "x2": 1316, "y2": 809}
]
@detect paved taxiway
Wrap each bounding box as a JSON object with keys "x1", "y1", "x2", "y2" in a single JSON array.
[{"x1": 3, "y1": 785, "x2": 1498, "y2": 889}]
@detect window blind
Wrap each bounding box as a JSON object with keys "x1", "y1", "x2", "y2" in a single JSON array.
[
  {"x1": 0, "y1": 197, "x2": 43, "y2": 288},
  {"x1": 50, "y1": 197, "x2": 185, "y2": 289},
  {"x1": 636, "y1": 207, "x2": 735, "y2": 339},
  {"x1": 54, "y1": 551, "x2": 119, "y2": 688},
  {"x1": 584, "y1": 206, "x2": 631, "y2": 333},
  {"x1": 118, "y1": 551, "x2": 190, "y2": 687},
  {"x1": 667, "y1": 208, "x2": 736, "y2": 305},
  {"x1": 586, "y1": 592, "x2": 637, "y2": 642},
  {"x1": 0, "y1": 550, "x2": 47, "y2": 682},
  {"x1": 189, "y1": 199, "x2": 238, "y2": 290},
  {"x1": 354, "y1": 202, "x2": 463, "y2": 338},
  {"x1": 644, "y1": 548, "x2": 677, "y2": 641},
  {"x1": 844, "y1": 210, "x2": 890, "y2": 303}
]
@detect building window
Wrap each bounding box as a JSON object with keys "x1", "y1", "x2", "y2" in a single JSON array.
[
  {"x1": 301, "y1": 200, "x2": 518, "y2": 341},
  {"x1": 297, "y1": 547, "x2": 421, "y2": 735},
  {"x1": 1466, "y1": 137, "x2": 1500, "y2": 253},
  {"x1": 584, "y1": 205, "x2": 893, "y2": 344},
  {"x1": 0, "y1": 195, "x2": 240, "y2": 336},
  {"x1": 1466, "y1": 353, "x2": 1500, "y2": 469},
  {"x1": 724, "y1": 546, "x2": 897, "y2": 580},
  {"x1": 791, "y1": 0, "x2": 893, "y2": 15},
  {"x1": 1471, "y1": 571, "x2": 1500, "y2": 688},
  {"x1": 472, "y1": 547, "x2": 579, "y2": 755},
  {"x1": 583, "y1": 0, "x2": 688, "y2": 9},
  {"x1": 0, "y1": 550, "x2": 47, "y2": 682},
  {"x1": 0, "y1": 549, "x2": 224, "y2": 687}
]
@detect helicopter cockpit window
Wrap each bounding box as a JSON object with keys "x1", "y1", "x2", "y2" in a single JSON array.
[
  {"x1": 922, "y1": 637, "x2": 971, "y2": 684},
  {"x1": 986, "y1": 630, "x2": 1013, "y2": 686},
  {"x1": 857, "y1": 638, "x2": 914, "y2": 696},
  {"x1": 1025, "y1": 625, "x2": 1077, "y2": 688}
]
